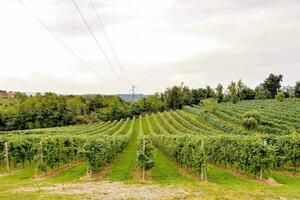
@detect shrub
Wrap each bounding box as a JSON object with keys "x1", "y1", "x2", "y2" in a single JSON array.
[
  {"x1": 242, "y1": 117, "x2": 258, "y2": 130},
  {"x1": 275, "y1": 92, "x2": 285, "y2": 102},
  {"x1": 201, "y1": 98, "x2": 219, "y2": 113},
  {"x1": 242, "y1": 111, "x2": 261, "y2": 130},
  {"x1": 231, "y1": 95, "x2": 239, "y2": 104}
]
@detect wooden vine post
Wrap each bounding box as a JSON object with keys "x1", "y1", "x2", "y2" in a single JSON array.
[
  {"x1": 4, "y1": 142, "x2": 9, "y2": 172},
  {"x1": 142, "y1": 137, "x2": 145, "y2": 180},
  {"x1": 259, "y1": 140, "x2": 268, "y2": 181},
  {"x1": 259, "y1": 164, "x2": 263, "y2": 181},
  {"x1": 200, "y1": 140, "x2": 207, "y2": 181},
  {"x1": 39, "y1": 141, "x2": 45, "y2": 174}
]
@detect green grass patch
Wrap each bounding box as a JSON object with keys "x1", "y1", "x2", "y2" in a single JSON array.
[
  {"x1": 104, "y1": 120, "x2": 139, "y2": 181},
  {"x1": 43, "y1": 163, "x2": 87, "y2": 184},
  {"x1": 151, "y1": 149, "x2": 199, "y2": 187},
  {"x1": 272, "y1": 172, "x2": 300, "y2": 186}
]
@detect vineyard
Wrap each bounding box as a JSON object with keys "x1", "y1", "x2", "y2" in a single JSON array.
[{"x1": 0, "y1": 99, "x2": 299, "y2": 199}]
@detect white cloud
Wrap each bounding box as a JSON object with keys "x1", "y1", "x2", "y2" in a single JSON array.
[{"x1": 0, "y1": 0, "x2": 299, "y2": 94}]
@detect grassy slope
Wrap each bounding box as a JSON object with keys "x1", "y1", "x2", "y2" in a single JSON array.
[{"x1": 104, "y1": 119, "x2": 139, "y2": 181}]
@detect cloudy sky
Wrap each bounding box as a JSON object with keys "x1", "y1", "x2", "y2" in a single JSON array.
[{"x1": 0, "y1": 0, "x2": 299, "y2": 94}]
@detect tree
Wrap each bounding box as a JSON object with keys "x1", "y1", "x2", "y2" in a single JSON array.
[
  {"x1": 206, "y1": 86, "x2": 216, "y2": 99},
  {"x1": 237, "y1": 79, "x2": 245, "y2": 99},
  {"x1": 191, "y1": 88, "x2": 209, "y2": 105},
  {"x1": 227, "y1": 82, "x2": 239, "y2": 103},
  {"x1": 255, "y1": 84, "x2": 268, "y2": 99},
  {"x1": 294, "y1": 81, "x2": 300, "y2": 98},
  {"x1": 164, "y1": 83, "x2": 192, "y2": 109},
  {"x1": 262, "y1": 74, "x2": 283, "y2": 98},
  {"x1": 131, "y1": 93, "x2": 165, "y2": 115},
  {"x1": 240, "y1": 87, "x2": 256, "y2": 100},
  {"x1": 216, "y1": 83, "x2": 224, "y2": 103},
  {"x1": 86, "y1": 95, "x2": 105, "y2": 113},
  {"x1": 281, "y1": 86, "x2": 294, "y2": 98}
]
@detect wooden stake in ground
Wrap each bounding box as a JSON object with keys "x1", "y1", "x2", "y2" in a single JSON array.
[
  {"x1": 4, "y1": 142, "x2": 9, "y2": 172},
  {"x1": 200, "y1": 140, "x2": 207, "y2": 181},
  {"x1": 142, "y1": 138, "x2": 145, "y2": 180},
  {"x1": 259, "y1": 140, "x2": 268, "y2": 181},
  {"x1": 39, "y1": 140, "x2": 46, "y2": 174}
]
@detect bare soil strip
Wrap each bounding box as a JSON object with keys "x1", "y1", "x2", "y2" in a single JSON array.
[{"x1": 18, "y1": 181, "x2": 202, "y2": 200}]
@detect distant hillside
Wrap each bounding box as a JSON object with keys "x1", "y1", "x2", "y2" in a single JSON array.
[{"x1": 117, "y1": 94, "x2": 146, "y2": 102}]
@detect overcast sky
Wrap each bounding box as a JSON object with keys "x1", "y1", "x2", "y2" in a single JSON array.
[{"x1": 0, "y1": 0, "x2": 299, "y2": 94}]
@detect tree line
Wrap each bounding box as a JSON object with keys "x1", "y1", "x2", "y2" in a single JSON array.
[{"x1": 0, "y1": 73, "x2": 299, "y2": 131}]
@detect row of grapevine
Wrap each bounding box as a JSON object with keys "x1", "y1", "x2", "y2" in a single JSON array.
[
  {"x1": 0, "y1": 117, "x2": 135, "y2": 174},
  {"x1": 218, "y1": 105, "x2": 297, "y2": 134},
  {"x1": 0, "y1": 135, "x2": 86, "y2": 172},
  {"x1": 144, "y1": 99, "x2": 300, "y2": 180},
  {"x1": 136, "y1": 116, "x2": 154, "y2": 179},
  {"x1": 183, "y1": 106, "x2": 248, "y2": 135},
  {"x1": 150, "y1": 133, "x2": 299, "y2": 180},
  {"x1": 80, "y1": 117, "x2": 135, "y2": 174}
]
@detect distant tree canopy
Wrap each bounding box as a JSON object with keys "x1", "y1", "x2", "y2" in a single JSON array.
[
  {"x1": 262, "y1": 74, "x2": 283, "y2": 98},
  {"x1": 0, "y1": 93, "x2": 131, "y2": 130},
  {"x1": 0, "y1": 73, "x2": 299, "y2": 131},
  {"x1": 294, "y1": 81, "x2": 300, "y2": 98},
  {"x1": 164, "y1": 83, "x2": 192, "y2": 109}
]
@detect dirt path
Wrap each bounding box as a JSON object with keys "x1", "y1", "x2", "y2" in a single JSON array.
[{"x1": 18, "y1": 181, "x2": 202, "y2": 200}]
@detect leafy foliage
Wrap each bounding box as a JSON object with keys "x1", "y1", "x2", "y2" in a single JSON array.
[
  {"x1": 262, "y1": 74, "x2": 283, "y2": 98},
  {"x1": 0, "y1": 117, "x2": 135, "y2": 173},
  {"x1": 275, "y1": 92, "x2": 285, "y2": 102},
  {"x1": 295, "y1": 81, "x2": 300, "y2": 98},
  {"x1": 201, "y1": 98, "x2": 219, "y2": 113},
  {"x1": 136, "y1": 136, "x2": 154, "y2": 170},
  {"x1": 242, "y1": 110, "x2": 261, "y2": 130},
  {"x1": 83, "y1": 135, "x2": 128, "y2": 173}
]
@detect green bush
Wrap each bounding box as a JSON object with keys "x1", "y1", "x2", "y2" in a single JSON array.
[
  {"x1": 242, "y1": 111, "x2": 261, "y2": 130},
  {"x1": 242, "y1": 117, "x2": 258, "y2": 130},
  {"x1": 201, "y1": 98, "x2": 219, "y2": 113},
  {"x1": 275, "y1": 92, "x2": 285, "y2": 102}
]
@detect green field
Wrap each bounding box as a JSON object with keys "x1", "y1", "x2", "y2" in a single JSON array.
[{"x1": 0, "y1": 99, "x2": 299, "y2": 199}]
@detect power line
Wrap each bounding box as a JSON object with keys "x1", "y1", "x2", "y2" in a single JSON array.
[
  {"x1": 88, "y1": 0, "x2": 132, "y2": 86},
  {"x1": 71, "y1": 0, "x2": 128, "y2": 89},
  {"x1": 16, "y1": 0, "x2": 118, "y2": 91}
]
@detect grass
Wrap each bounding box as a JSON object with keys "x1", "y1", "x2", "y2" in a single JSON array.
[
  {"x1": 0, "y1": 166, "x2": 35, "y2": 185},
  {"x1": 104, "y1": 119, "x2": 139, "y2": 181},
  {"x1": 272, "y1": 172, "x2": 300, "y2": 186},
  {"x1": 0, "y1": 164, "x2": 88, "y2": 200},
  {"x1": 196, "y1": 165, "x2": 300, "y2": 199},
  {"x1": 42, "y1": 162, "x2": 87, "y2": 184},
  {"x1": 150, "y1": 149, "x2": 200, "y2": 187}
]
